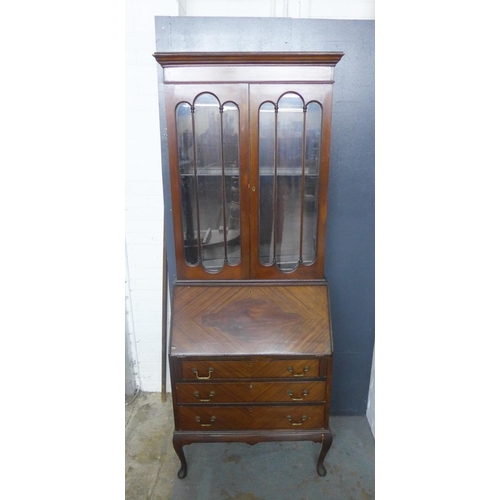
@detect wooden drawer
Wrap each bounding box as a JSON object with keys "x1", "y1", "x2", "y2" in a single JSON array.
[
  {"x1": 176, "y1": 381, "x2": 326, "y2": 404},
  {"x1": 180, "y1": 359, "x2": 320, "y2": 380},
  {"x1": 177, "y1": 405, "x2": 326, "y2": 431}
]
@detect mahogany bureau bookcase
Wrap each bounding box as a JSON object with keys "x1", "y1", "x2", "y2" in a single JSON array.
[{"x1": 153, "y1": 51, "x2": 344, "y2": 478}]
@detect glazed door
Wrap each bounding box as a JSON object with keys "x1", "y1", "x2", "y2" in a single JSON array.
[
  {"x1": 249, "y1": 84, "x2": 333, "y2": 280},
  {"x1": 165, "y1": 84, "x2": 250, "y2": 280},
  {"x1": 166, "y1": 83, "x2": 333, "y2": 280}
]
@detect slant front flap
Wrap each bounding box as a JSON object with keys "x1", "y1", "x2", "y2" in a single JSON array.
[{"x1": 171, "y1": 284, "x2": 332, "y2": 356}]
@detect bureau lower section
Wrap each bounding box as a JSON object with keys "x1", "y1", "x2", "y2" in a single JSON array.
[{"x1": 170, "y1": 356, "x2": 333, "y2": 478}]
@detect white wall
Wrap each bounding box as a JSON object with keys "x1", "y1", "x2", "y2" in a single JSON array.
[
  {"x1": 125, "y1": 0, "x2": 375, "y2": 393},
  {"x1": 125, "y1": 0, "x2": 179, "y2": 392},
  {"x1": 181, "y1": 0, "x2": 374, "y2": 19}
]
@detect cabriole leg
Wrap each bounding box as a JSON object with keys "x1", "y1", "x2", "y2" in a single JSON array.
[
  {"x1": 173, "y1": 435, "x2": 187, "y2": 479},
  {"x1": 317, "y1": 432, "x2": 333, "y2": 477}
]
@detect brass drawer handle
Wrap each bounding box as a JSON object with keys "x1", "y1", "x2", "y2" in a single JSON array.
[
  {"x1": 287, "y1": 415, "x2": 308, "y2": 426},
  {"x1": 287, "y1": 365, "x2": 310, "y2": 377},
  {"x1": 192, "y1": 367, "x2": 214, "y2": 379},
  {"x1": 195, "y1": 416, "x2": 216, "y2": 427},
  {"x1": 286, "y1": 389, "x2": 309, "y2": 401},
  {"x1": 194, "y1": 390, "x2": 215, "y2": 402}
]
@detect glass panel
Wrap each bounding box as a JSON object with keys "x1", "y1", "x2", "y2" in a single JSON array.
[
  {"x1": 222, "y1": 102, "x2": 241, "y2": 266},
  {"x1": 276, "y1": 93, "x2": 304, "y2": 272},
  {"x1": 258, "y1": 102, "x2": 276, "y2": 266},
  {"x1": 302, "y1": 101, "x2": 322, "y2": 264},
  {"x1": 176, "y1": 102, "x2": 198, "y2": 266},
  {"x1": 193, "y1": 93, "x2": 225, "y2": 273}
]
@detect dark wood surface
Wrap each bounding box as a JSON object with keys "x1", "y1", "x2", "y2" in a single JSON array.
[
  {"x1": 165, "y1": 83, "x2": 250, "y2": 281},
  {"x1": 177, "y1": 405, "x2": 325, "y2": 431},
  {"x1": 153, "y1": 51, "x2": 344, "y2": 67},
  {"x1": 171, "y1": 284, "x2": 332, "y2": 356},
  {"x1": 248, "y1": 83, "x2": 333, "y2": 280},
  {"x1": 180, "y1": 359, "x2": 321, "y2": 379},
  {"x1": 165, "y1": 81, "x2": 333, "y2": 281},
  {"x1": 155, "y1": 52, "x2": 340, "y2": 478},
  {"x1": 175, "y1": 380, "x2": 327, "y2": 404},
  {"x1": 169, "y1": 283, "x2": 333, "y2": 477},
  {"x1": 159, "y1": 52, "x2": 341, "y2": 281}
]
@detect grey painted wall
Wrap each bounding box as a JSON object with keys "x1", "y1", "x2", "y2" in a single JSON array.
[{"x1": 155, "y1": 16, "x2": 375, "y2": 415}]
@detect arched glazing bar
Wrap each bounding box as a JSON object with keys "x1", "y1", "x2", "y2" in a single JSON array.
[{"x1": 302, "y1": 101, "x2": 322, "y2": 265}]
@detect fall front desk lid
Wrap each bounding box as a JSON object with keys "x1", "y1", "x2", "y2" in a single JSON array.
[{"x1": 170, "y1": 284, "x2": 332, "y2": 357}]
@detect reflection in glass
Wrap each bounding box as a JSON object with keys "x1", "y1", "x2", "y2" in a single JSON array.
[
  {"x1": 222, "y1": 102, "x2": 241, "y2": 266},
  {"x1": 193, "y1": 93, "x2": 225, "y2": 272},
  {"x1": 258, "y1": 102, "x2": 275, "y2": 266},
  {"x1": 302, "y1": 101, "x2": 322, "y2": 264},
  {"x1": 176, "y1": 94, "x2": 241, "y2": 273},
  {"x1": 276, "y1": 93, "x2": 304, "y2": 272},
  {"x1": 176, "y1": 102, "x2": 198, "y2": 265}
]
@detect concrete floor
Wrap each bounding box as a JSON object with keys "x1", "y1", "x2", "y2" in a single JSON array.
[{"x1": 125, "y1": 392, "x2": 374, "y2": 499}]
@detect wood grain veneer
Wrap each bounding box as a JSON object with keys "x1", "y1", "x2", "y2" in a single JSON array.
[
  {"x1": 168, "y1": 282, "x2": 334, "y2": 478},
  {"x1": 153, "y1": 52, "x2": 344, "y2": 67},
  {"x1": 171, "y1": 284, "x2": 332, "y2": 357},
  {"x1": 175, "y1": 381, "x2": 327, "y2": 404},
  {"x1": 177, "y1": 405, "x2": 325, "y2": 431},
  {"x1": 180, "y1": 359, "x2": 320, "y2": 379}
]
